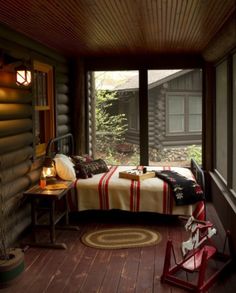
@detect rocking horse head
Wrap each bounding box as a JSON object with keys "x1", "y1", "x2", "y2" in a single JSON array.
[
  {"x1": 182, "y1": 216, "x2": 217, "y2": 256},
  {"x1": 184, "y1": 216, "x2": 195, "y2": 232}
]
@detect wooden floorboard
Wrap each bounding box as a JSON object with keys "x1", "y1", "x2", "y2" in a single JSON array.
[{"x1": 1, "y1": 203, "x2": 236, "y2": 293}]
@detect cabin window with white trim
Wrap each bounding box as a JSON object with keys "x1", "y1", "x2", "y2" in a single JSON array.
[{"x1": 166, "y1": 94, "x2": 202, "y2": 135}]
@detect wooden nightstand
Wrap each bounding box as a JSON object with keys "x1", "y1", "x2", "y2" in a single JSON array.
[{"x1": 23, "y1": 180, "x2": 79, "y2": 249}]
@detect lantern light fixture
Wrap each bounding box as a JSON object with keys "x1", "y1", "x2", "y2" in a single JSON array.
[
  {"x1": 15, "y1": 64, "x2": 32, "y2": 86},
  {"x1": 0, "y1": 51, "x2": 32, "y2": 86},
  {"x1": 42, "y1": 157, "x2": 56, "y2": 179}
]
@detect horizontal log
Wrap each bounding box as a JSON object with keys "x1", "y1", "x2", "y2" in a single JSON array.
[
  {"x1": 57, "y1": 93, "x2": 69, "y2": 104},
  {"x1": 5, "y1": 212, "x2": 31, "y2": 247},
  {"x1": 0, "y1": 87, "x2": 32, "y2": 103},
  {"x1": 58, "y1": 124, "x2": 70, "y2": 136},
  {"x1": 0, "y1": 132, "x2": 33, "y2": 154},
  {"x1": 0, "y1": 118, "x2": 32, "y2": 137},
  {"x1": 4, "y1": 193, "x2": 24, "y2": 217},
  {"x1": 57, "y1": 84, "x2": 69, "y2": 94},
  {"x1": 1, "y1": 176, "x2": 31, "y2": 202},
  {"x1": 55, "y1": 63, "x2": 69, "y2": 74},
  {"x1": 0, "y1": 71, "x2": 15, "y2": 86},
  {"x1": 57, "y1": 114, "x2": 70, "y2": 125},
  {"x1": 0, "y1": 160, "x2": 32, "y2": 184},
  {"x1": 5, "y1": 206, "x2": 31, "y2": 245},
  {"x1": 31, "y1": 156, "x2": 44, "y2": 170},
  {"x1": 25, "y1": 168, "x2": 42, "y2": 185},
  {"x1": 0, "y1": 104, "x2": 32, "y2": 120},
  {"x1": 55, "y1": 73, "x2": 69, "y2": 84},
  {"x1": 0, "y1": 146, "x2": 33, "y2": 170},
  {"x1": 57, "y1": 104, "x2": 69, "y2": 115}
]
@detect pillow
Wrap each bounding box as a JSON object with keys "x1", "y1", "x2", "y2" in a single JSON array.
[
  {"x1": 74, "y1": 159, "x2": 109, "y2": 179},
  {"x1": 54, "y1": 154, "x2": 76, "y2": 181},
  {"x1": 71, "y1": 154, "x2": 93, "y2": 164},
  {"x1": 56, "y1": 153, "x2": 73, "y2": 162}
]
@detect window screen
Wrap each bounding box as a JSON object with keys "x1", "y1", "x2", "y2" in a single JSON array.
[{"x1": 215, "y1": 61, "x2": 228, "y2": 181}]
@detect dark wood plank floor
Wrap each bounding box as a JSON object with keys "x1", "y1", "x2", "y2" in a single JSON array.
[{"x1": 1, "y1": 203, "x2": 236, "y2": 293}]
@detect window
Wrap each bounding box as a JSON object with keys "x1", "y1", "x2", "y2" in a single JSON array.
[
  {"x1": 167, "y1": 95, "x2": 185, "y2": 133},
  {"x1": 215, "y1": 61, "x2": 228, "y2": 181},
  {"x1": 88, "y1": 71, "x2": 139, "y2": 165},
  {"x1": 87, "y1": 69, "x2": 202, "y2": 167},
  {"x1": 232, "y1": 53, "x2": 236, "y2": 194},
  {"x1": 189, "y1": 95, "x2": 202, "y2": 132},
  {"x1": 33, "y1": 61, "x2": 55, "y2": 157},
  {"x1": 166, "y1": 94, "x2": 202, "y2": 135}
]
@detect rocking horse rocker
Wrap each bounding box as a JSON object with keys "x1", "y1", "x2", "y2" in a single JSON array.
[{"x1": 161, "y1": 216, "x2": 233, "y2": 292}]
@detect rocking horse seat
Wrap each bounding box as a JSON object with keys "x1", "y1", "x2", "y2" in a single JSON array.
[{"x1": 182, "y1": 245, "x2": 217, "y2": 272}]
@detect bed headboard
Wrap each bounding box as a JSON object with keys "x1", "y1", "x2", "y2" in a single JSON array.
[
  {"x1": 45, "y1": 133, "x2": 74, "y2": 158},
  {"x1": 190, "y1": 158, "x2": 205, "y2": 194}
]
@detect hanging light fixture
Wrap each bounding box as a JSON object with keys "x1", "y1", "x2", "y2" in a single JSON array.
[{"x1": 15, "y1": 64, "x2": 32, "y2": 86}]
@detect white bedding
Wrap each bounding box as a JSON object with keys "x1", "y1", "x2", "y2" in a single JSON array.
[{"x1": 72, "y1": 165, "x2": 205, "y2": 220}]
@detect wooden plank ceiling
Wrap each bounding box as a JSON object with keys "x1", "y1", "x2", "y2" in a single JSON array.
[{"x1": 0, "y1": 0, "x2": 235, "y2": 57}]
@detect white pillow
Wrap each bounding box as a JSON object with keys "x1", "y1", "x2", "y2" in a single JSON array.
[{"x1": 54, "y1": 154, "x2": 76, "y2": 181}]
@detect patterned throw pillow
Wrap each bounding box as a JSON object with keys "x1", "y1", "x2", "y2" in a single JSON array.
[
  {"x1": 74, "y1": 159, "x2": 109, "y2": 179},
  {"x1": 71, "y1": 154, "x2": 93, "y2": 164}
]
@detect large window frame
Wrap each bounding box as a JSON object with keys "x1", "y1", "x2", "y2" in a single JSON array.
[
  {"x1": 215, "y1": 60, "x2": 228, "y2": 183},
  {"x1": 232, "y1": 52, "x2": 236, "y2": 196},
  {"x1": 214, "y1": 50, "x2": 236, "y2": 199},
  {"x1": 166, "y1": 92, "x2": 202, "y2": 136},
  {"x1": 33, "y1": 61, "x2": 55, "y2": 157},
  {"x1": 86, "y1": 64, "x2": 203, "y2": 166}
]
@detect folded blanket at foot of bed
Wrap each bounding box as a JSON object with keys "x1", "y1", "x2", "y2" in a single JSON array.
[{"x1": 155, "y1": 170, "x2": 205, "y2": 206}]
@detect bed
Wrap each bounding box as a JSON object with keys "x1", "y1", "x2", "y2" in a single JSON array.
[{"x1": 45, "y1": 133, "x2": 206, "y2": 220}]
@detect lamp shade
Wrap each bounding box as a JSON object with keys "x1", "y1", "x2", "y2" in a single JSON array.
[{"x1": 15, "y1": 64, "x2": 32, "y2": 86}]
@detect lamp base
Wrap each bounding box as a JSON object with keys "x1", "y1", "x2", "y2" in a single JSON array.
[{"x1": 46, "y1": 177, "x2": 58, "y2": 184}]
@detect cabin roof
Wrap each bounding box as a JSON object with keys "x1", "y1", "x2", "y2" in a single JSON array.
[
  {"x1": 114, "y1": 69, "x2": 190, "y2": 90},
  {"x1": 0, "y1": 0, "x2": 235, "y2": 57}
]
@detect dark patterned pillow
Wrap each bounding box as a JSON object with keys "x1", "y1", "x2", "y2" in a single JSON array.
[
  {"x1": 71, "y1": 154, "x2": 93, "y2": 165},
  {"x1": 74, "y1": 159, "x2": 109, "y2": 179}
]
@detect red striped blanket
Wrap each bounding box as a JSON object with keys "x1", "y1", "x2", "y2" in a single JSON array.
[{"x1": 72, "y1": 165, "x2": 205, "y2": 220}]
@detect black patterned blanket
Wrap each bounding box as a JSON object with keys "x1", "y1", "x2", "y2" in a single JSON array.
[{"x1": 155, "y1": 170, "x2": 205, "y2": 206}]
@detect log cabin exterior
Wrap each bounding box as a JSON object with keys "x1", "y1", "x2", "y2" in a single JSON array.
[
  {"x1": 0, "y1": 0, "x2": 236, "y2": 282},
  {"x1": 109, "y1": 69, "x2": 202, "y2": 148}
]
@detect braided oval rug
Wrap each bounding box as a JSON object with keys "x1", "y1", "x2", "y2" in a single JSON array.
[{"x1": 81, "y1": 227, "x2": 162, "y2": 249}]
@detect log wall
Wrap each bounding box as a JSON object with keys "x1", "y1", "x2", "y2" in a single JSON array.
[
  {"x1": 0, "y1": 26, "x2": 72, "y2": 246},
  {"x1": 55, "y1": 65, "x2": 71, "y2": 136}
]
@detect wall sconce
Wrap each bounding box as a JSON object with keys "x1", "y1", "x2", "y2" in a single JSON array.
[
  {"x1": 0, "y1": 50, "x2": 32, "y2": 86},
  {"x1": 15, "y1": 64, "x2": 32, "y2": 86}
]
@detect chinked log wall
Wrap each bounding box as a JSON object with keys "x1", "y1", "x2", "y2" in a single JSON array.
[{"x1": 0, "y1": 27, "x2": 71, "y2": 246}]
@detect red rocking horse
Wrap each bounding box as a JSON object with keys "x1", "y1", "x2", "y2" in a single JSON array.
[{"x1": 161, "y1": 216, "x2": 233, "y2": 292}]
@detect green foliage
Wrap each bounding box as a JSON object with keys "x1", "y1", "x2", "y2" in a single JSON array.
[
  {"x1": 95, "y1": 90, "x2": 128, "y2": 155},
  {"x1": 187, "y1": 145, "x2": 202, "y2": 165}
]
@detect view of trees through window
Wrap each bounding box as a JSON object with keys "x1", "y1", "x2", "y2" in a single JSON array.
[
  {"x1": 93, "y1": 71, "x2": 139, "y2": 165},
  {"x1": 90, "y1": 69, "x2": 202, "y2": 166}
]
